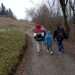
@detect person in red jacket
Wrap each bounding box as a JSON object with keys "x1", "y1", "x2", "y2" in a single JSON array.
[
  {"x1": 34, "y1": 21, "x2": 46, "y2": 32},
  {"x1": 33, "y1": 21, "x2": 46, "y2": 55},
  {"x1": 33, "y1": 21, "x2": 46, "y2": 41}
]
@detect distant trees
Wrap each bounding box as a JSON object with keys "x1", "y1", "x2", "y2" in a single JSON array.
[
  {"x1": 0, "y1": 3, "x2": 6, "y2": 15},
  {"x1": 35, "y1": 4, "x2": 50, "y2": 25},
  {"x1": 26, "y1": 0, "x2": 75, "y2": 37},
  {"x1": 69, "y1": 0, "x2": 75, "y2": 23},
  {"x1": 26, "y1": 4, "x2": 55, "y2": 23},
  {"x1": 26, "y1": 0, "x2": 62, "y2": 30},
  {"x1": 0, "y1": 3, "x2": 14, "y2": 18},
  {"x1": 8, "y1": 8, "x2": 14, "y2": 17}
]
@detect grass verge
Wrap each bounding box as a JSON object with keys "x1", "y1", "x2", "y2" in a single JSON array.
[{"x1": 0, "y1": 28, "x2": 26, "y2": 75}]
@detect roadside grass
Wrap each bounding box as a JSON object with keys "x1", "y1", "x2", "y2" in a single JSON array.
[{"x1": 0, "y1": 27, "x2": 26, "y2": 75}]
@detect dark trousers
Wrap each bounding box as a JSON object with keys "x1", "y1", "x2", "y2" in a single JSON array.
[{"x1": 57, "y1": 40, "x2": 64, "y2": 53}]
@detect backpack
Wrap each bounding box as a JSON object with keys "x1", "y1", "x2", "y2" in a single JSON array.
[
  {"x1": 63, "y1": 32, "x2": 69, "y2": 39},
  {"x1": 56, "y1": 28, "x2": 64, "y2": 41},
  {"x1": 33, "y1": 32, "x2": 45, "y2": 41}
]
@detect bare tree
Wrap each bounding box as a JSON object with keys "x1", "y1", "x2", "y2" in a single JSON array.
[
  {"x1": 59, "y1": 0, "x2": 70, "y2": 38},
  {"x1": 69, "y1": 0, "x2": 72, "y2": 17},
  {"x1": 25, "y1": 8, "x2": 37, "y2": 21},
  {"x1": 0, "y1": 3, "x2": 6, "y2": 15},
  {"x1": 35, "y1": 4, "x2": 50, "y2": 25},
  {"x1": 47, "y1": 0, "x2": 55, "y2": 16},
  {"x1": 56, "y1": 0, "x2": 62, "y2": 16},
  {"x1": 69, "y1": 0, "x2": 75, "y2": 12},
  {"x1": 69, "y1": 0, "x2": 75, "y2": 23}
]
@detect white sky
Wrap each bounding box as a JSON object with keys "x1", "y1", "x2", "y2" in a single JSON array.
[{"x1": 0, "y1": 0, "x2": 43, "y2": 19}]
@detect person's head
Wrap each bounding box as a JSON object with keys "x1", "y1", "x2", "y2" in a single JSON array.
[
  {"x1": 57, "y1": 24, "x2": 63, "y2": 30},
  {"x1": 35, "y1": 20, "x2": 41, "y2": 29},
  {"x1": 47, "y1": 31, "x2": 51, "y2": 35},
  {"x1": 35, "y1": 19, "x2": 40, "y2": 25}
]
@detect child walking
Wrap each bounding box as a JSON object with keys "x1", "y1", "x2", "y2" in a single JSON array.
[
  {"x1": 44, "y1": 31, "x2": 54, "y2": 55},
  {"x1": 33, "y1": 21, "x2": 46, "y2": 55}
]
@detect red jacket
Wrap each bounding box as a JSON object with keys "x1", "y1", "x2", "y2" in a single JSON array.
[{"x1": 34, "y1": 23, "x2": 45, "y2": 33}]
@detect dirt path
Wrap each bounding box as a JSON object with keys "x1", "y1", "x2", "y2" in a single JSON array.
[{"x1": 15, "y1": 30, "x2": 75, "y2": 75}]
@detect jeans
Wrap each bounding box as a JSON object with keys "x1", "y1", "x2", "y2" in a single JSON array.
[
  {"x1": 57, "y1": 40, "x2": 64, "y2": 53},
  {"x1": 36, "y1": 41, "x2": 43, "y2": 53}
]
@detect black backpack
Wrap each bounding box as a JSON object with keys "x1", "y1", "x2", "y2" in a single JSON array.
[
  {"x1": 34, "y1": 32, "x2": 45, "y2": 41},
  {"x1": 53, "y1": 28, "x2": 64, "y2": 40},
  {"x1": 63, "y1": 32, "x2": 69, "y2": 39}
]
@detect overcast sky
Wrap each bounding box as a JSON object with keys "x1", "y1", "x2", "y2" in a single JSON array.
[{"x1": 0, "y1": 0, "x2": 43, "y2": 19}]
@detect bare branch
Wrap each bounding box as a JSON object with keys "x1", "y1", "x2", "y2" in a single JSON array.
[
  {"x1": 47, "y1": 0, "x2": 52, "y2": 9},
  {"x1": 65, "y1": 0, "x2": 68, "y2": 6},
  {"x1": 47, "y1": 0, "x2": 55, "y2": 9},
  {"x1": 52, "y1": 0, "x2": 55, "y2": 7},
  {"x1": 69, "y1": 0, "x2": 75, "y2": 11}
]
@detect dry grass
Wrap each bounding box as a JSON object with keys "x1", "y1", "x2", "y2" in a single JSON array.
[
  {"x1": 0, "y1": 27, "x2": 26, "y2": 75},
  {"x1": 0, "y1": 17, "x2": 32, "y2": 75}
]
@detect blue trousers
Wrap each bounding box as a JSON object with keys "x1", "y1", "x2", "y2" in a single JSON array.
[{"x1": 57, "y1": 40, "x2": 64, "y2": 53}]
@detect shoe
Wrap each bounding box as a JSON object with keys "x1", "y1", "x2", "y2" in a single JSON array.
[{"x1": 50, "y1": 51, "x2": 54, "y2": 55}]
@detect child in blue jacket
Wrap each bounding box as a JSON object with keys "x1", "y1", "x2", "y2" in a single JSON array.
[{"x1": 44, "y1": 31, "x2": 53, "y2": 54}]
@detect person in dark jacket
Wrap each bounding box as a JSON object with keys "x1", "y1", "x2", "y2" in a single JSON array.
[{"x1": 53, "y1": 25, "x2": 65, "y2": 53}]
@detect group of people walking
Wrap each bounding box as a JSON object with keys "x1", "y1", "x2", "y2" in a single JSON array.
[{"x1": 33, "y1": 21, "x2": 67, "y2": 55}]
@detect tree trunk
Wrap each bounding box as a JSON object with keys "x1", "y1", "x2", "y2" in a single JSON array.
[{"x1": 61, "y1": 5, "x2": 70, "y2": 39}]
